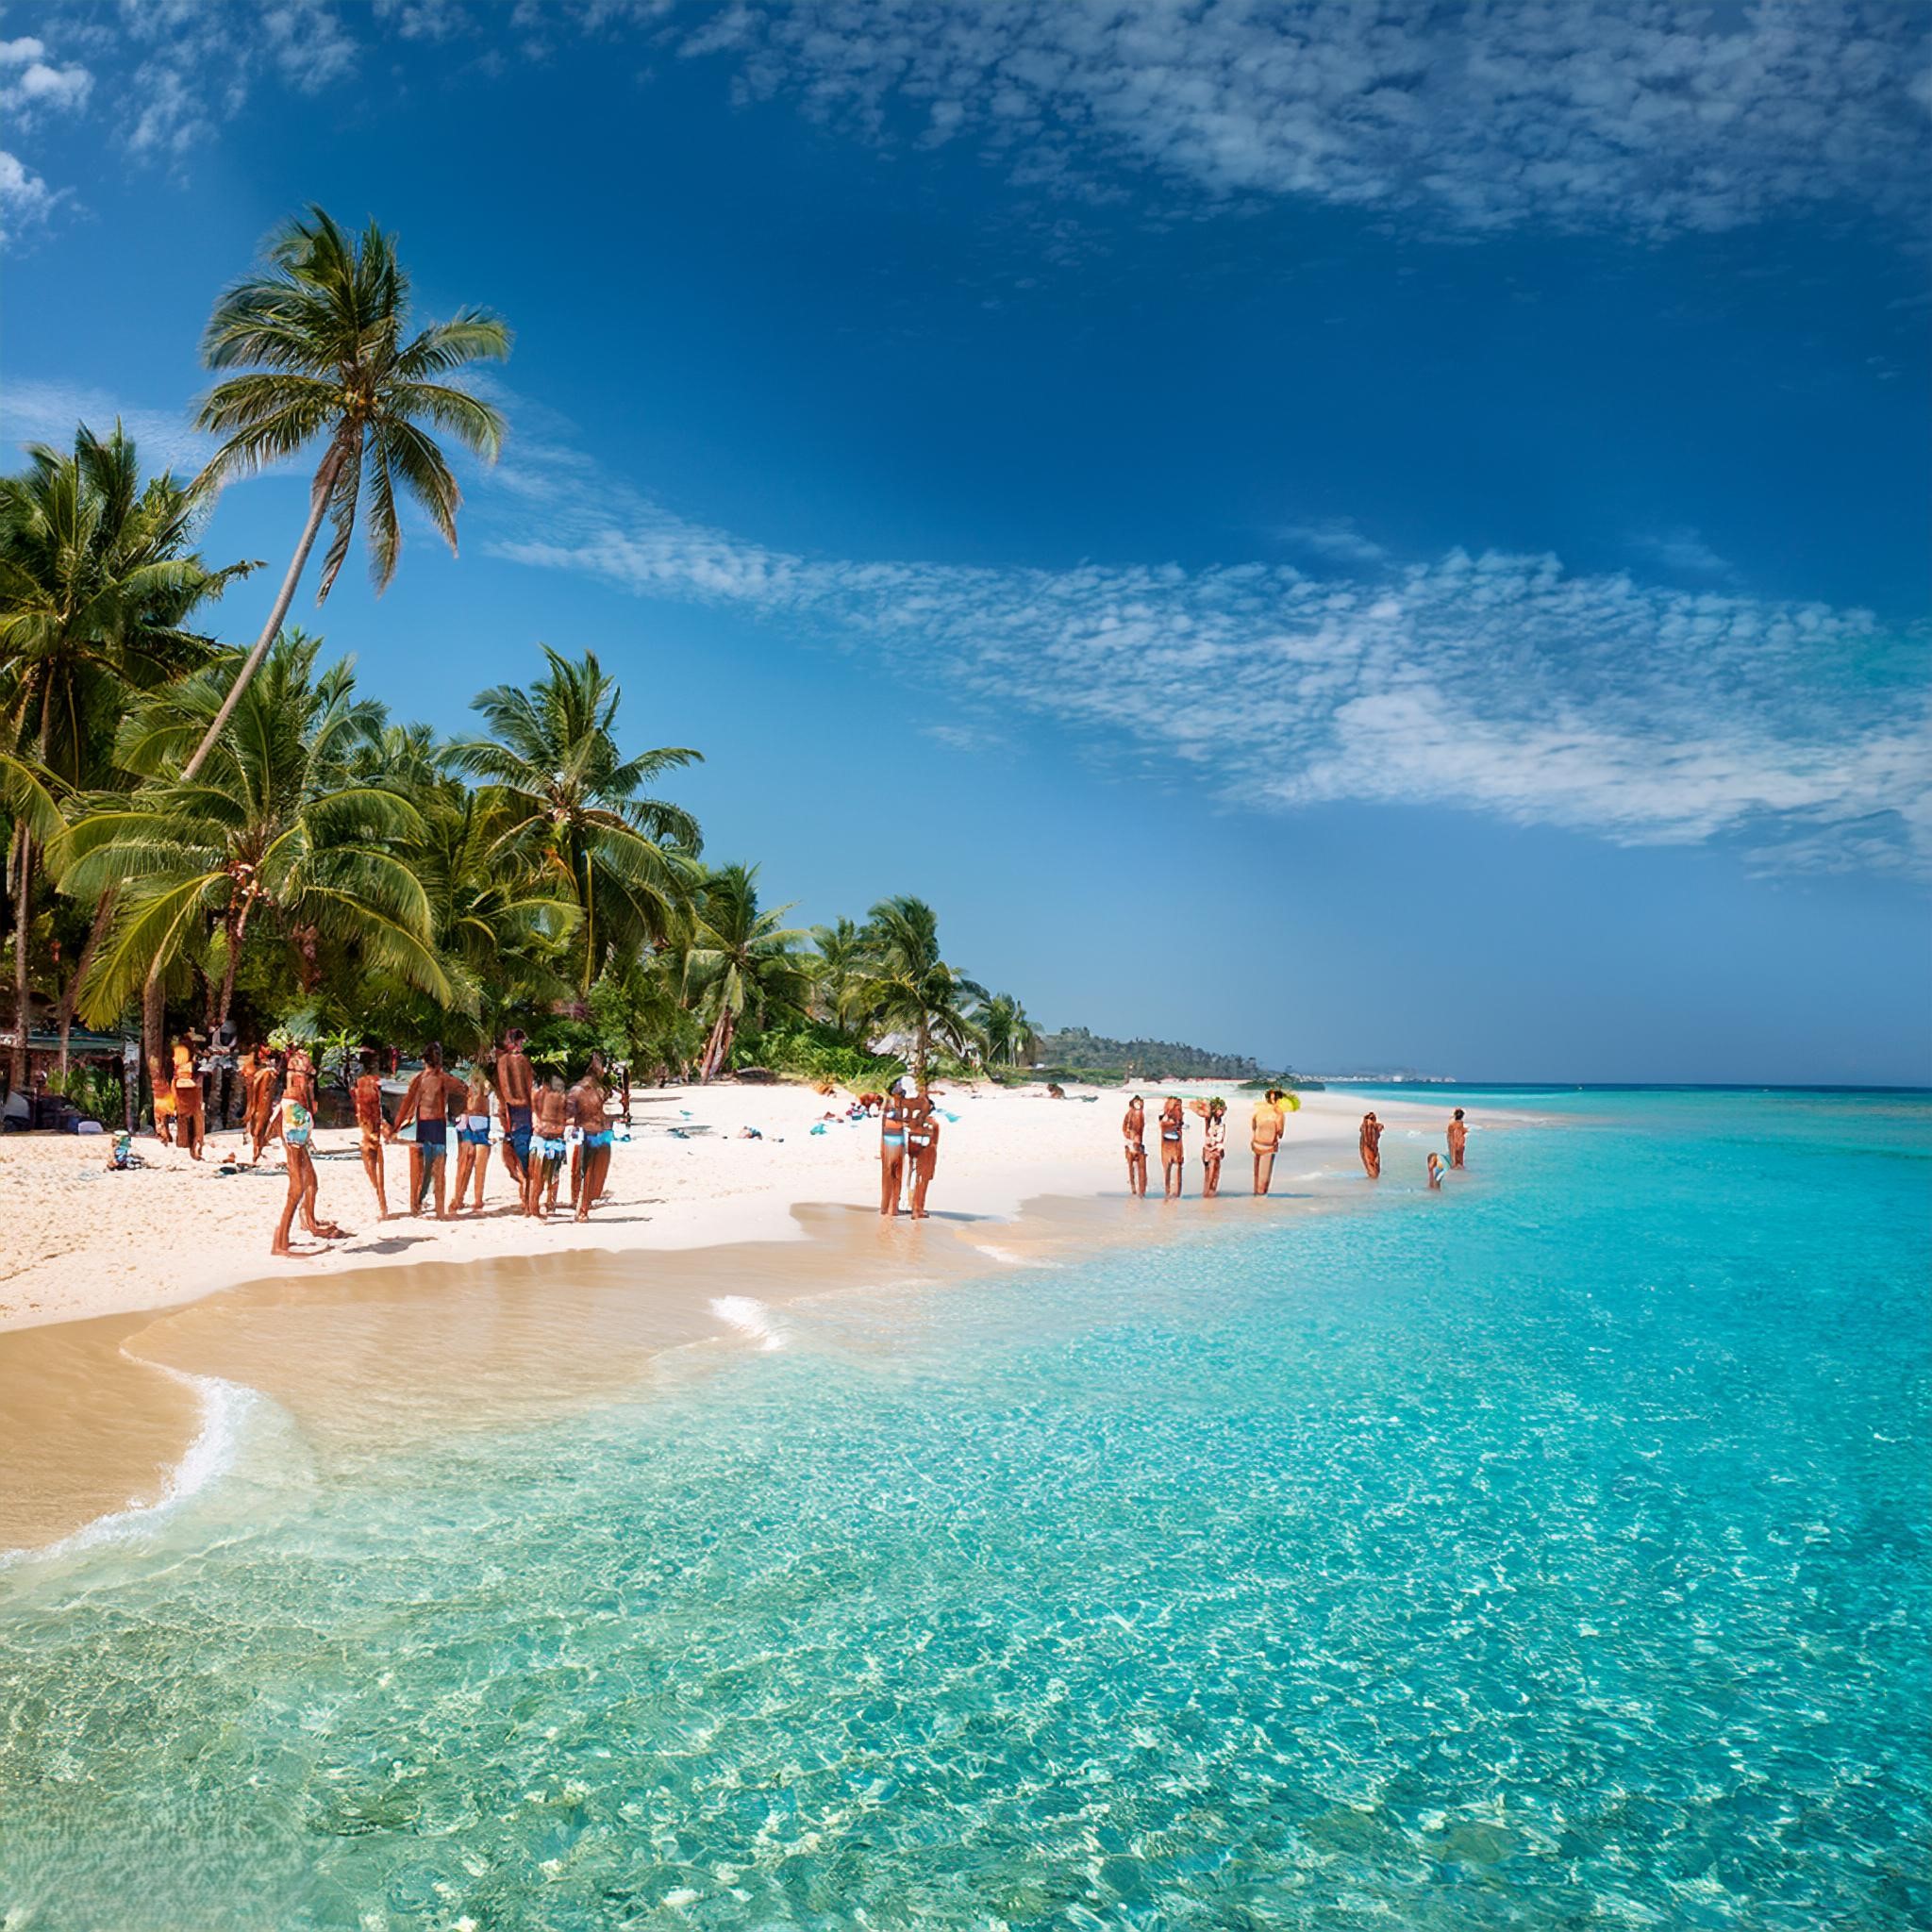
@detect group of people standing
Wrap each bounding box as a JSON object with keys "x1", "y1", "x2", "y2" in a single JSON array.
[
  {"x1": 1121, "y1": 1091, "x2": 1470, "y2": 1198},
  {"x1": 148, "y1": 1025, "x2": 619, "y2": 1256},
  {"x1": 877, "y1": 1079, "x2": 943, "y2": 1218}
]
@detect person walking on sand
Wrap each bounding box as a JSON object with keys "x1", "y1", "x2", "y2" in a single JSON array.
[
  {"x1": 1202, "y1": 1097, "x2": 1227, "y2": 1198},
  {"x1": 352, "y1": 1049, "x2": 394, "y2": 1219},
  {"x1": 525, "y1": 1074, "x2": 571, "y2": 1218},
  {"x1": 453, "y1": 1058, "x2": 494, "y2": 1213},
  {"x1": 908, "y1": 1102, "x2": 941, "y2": 1219},
  {"x1": 1122, "y1": 1095, "x2": 1149, "y2": 1197},
  {"x1": 1251, "y1": 1091, "x2": 1285, "y2": 1195},
  {"x1": 270, "y1": 1058, "x2": 347, "y2": 1256},
  {"x1": 495, "y1": 1026, "x2": 534, "y2": 1190},
  {"x1": 1359, "y1": 1111, "x2": 1384, "y2": 1180},
  {"x1": 172, "y1": 1037, "x2": 206, "y2": 1161},
  {"x1": 1158, "y1": 1096, "x2": 1186, "y2": 1199},
  {"x1": 880, "y1": 1079, "x2": 911, "y2": 1217},
  {"x1": 395, "y1": 1043, "x2": 463, "y2": 1220},
  {"x1": 1447, "y1": 1108, "x2": 1468, "y2": 1170},
  {"x1": 570, "y1": 1053, "x2": 614, "y2": 1223}
]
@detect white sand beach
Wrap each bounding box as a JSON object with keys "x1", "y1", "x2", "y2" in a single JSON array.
[{"x1": 0, "y1": 1082, "x2": 1460, "y2": 1335}]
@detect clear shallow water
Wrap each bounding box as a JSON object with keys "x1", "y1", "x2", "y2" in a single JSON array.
[{"x1": 3, "y1": 1091, "x2": 1928, "y2": 1929}]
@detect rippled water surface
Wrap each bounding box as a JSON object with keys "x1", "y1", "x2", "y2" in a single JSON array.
[{"x1": 4, "y1": 1091, "x2": 1928, "y2": 1928}]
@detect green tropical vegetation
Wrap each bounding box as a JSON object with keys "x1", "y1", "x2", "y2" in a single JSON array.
[
  {"x1": 6, "y1": 201, "x2": 1286, "y2": 1126},
  {"x1": 1028, "y1": 1025, "x2": 1320, "y2": 1089}
]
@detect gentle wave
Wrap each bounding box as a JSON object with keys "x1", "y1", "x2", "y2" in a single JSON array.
[
  {"x1": 1, "y1": 1365, "x2": 261, "y2": 1571},
  {"x1": 708, "y1": 1295, "x2": 790, "y2": 1352}
]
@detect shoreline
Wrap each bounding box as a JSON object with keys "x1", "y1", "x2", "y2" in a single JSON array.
[{"x1": 1, "y1": 1084, "x2": 1487, "y2": 1556}]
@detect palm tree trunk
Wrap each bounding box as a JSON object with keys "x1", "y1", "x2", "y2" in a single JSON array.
[
  {"x1": 699, "y1": 1004, "x2": 735, "y2": 1084},
  {"x1": 8, "y1": 824, "x2": 30, "y2": 1093},
  {"x1": 142, "y1": 969, "x2": 166, "y2": 1130},
  {"x1": 914, "y1": 1018, "x2": 929, "y2": 1094},
  {"x1": 180, "y1": 441, "x2": 348, "y2": 783},
  {"x1": 55, "y1": 889, "x2": 114, "y2": 1083}
]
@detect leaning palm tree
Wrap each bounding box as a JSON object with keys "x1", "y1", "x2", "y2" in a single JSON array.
[
  {"x1": 184, "y1": 206, "x2": 510, "y2": 779},
  {"x1": 448, "y1": 647, "x2": 702, "y2": 994},
  {"x1": 854, "y1": 894, "x2": 988, "y2": 1092},
  {"x1": 58, "y1": 632, "x2": 452, "y2": 1032},
  {"x1": 687, "y1": 863, "x2": 811, "y2": 1082},
  {"x1": 0, "y1": 423, "x2": 253, "y2": 1086}
]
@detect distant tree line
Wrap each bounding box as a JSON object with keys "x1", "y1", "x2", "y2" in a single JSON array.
[{"x1": 1033, "y1": 1026, "x2": 1309, "y2": 1084}]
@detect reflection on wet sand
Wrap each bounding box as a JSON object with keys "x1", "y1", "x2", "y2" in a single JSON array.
[{"x1": 3, "y1": 1191, "x2": 1213, "y2": 1554}]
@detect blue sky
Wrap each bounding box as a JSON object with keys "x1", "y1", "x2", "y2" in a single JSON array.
[{"x1": 4, "y1": 1, "x2": 1928, "y2": 1082}]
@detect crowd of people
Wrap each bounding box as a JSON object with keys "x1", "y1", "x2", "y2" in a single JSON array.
[
  {"x1": 147, "y1": 1026, "x2": 621, "y2": 1256},
  {"x1": 1117, "y1": 1091, "x2": 1470, "y2": 1197}
]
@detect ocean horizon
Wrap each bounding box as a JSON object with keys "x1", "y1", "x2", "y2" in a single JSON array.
[{"x1": 3, "y1": 1088, "x2": 1927, "y2": 1927}]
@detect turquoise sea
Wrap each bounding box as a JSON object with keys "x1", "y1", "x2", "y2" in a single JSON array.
[{"x1": 3, "y1": 1090, "x2": 1928, "y2": 1929}]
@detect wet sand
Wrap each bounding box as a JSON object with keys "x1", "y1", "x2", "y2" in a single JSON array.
[{"x1": 2, "y1": 1088, "x2": 1484, "y2": 1554}]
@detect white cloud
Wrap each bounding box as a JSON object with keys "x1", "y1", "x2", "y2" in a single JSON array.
[
  {"x1": 479, "y1": 461, "x2": 1932, "y2": 876},
  {"x1": 33, "y1": 2, "x2": 1928, "y2": 240},
  {"x1": 664, "y1": 0, "x2": 1928, "y2": 238},
  {"x1": 1632, "y1": 526, "x2": 1732, "y2": 577},
  {"x1": 0, "y1": 149, "x2": 56, "y2": 245},
  {"x1": 0, "y1": 379, "x2": 211, "y2": 471},
  {"x1": 1276, "y1": 518, "x2": 1389, "y2": 569},
  {"x1": 0, "y1": 34, "x2": 92, "y2": 121}
]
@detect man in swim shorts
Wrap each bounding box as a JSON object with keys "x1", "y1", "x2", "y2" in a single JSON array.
[
  {"x1": 352, "y1": 1049, "x2": 394, "y2": 1219},
  {"x1": 1122, "y1": 1096, "x2": 1149, "y2": 1198},
  {"x1": 525, "y1": 1074, "x2": 571, "y2": 1218},
  {"x1": 1201, "y1": 1097, "x2": 1227, "y2": 1198},
  {"x1": 1250, "y1": 1092, "x2": 1285, "y2": 1195},
  {"x1": 394, "y1": 1042, "x2": 464, "y2": 1219},
  {"x1": 569, "y1": 1052, "x2": 613, "y2": 1222},
  {"x1": 1447, "y1": 1108, "x2": 1468, "y2": 1170},
  {"x1": 495, "y1": 1026, "x2": 534, "y2": 1187},
  {"x1": 1158, "y1": 1096, "x2": 1186, "y2": 1199},
  {"x1": 1359, "y1": 1111, "x2": 1384, "y2": 1180}
]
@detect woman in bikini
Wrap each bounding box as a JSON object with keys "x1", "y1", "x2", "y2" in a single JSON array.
[
  {"x1": 1122, "y1": 1096, "x2": 1148, "y2": 1198},
  {"x1": 570, "y1": 1053, "x2": 613, "y2": 1222},
  {"x1": 880, "y1": 1080, "x2": 910, "y2": 1216},
  {"x1": 352, "y1": 1049, "x2": 393, "y2": 1219},
  {"x1": 452, "y1": 1058, "x2": 494, "y2": 1214},
  {"x1": 270, "y1": 1062, "x2": 347, "y2": 1256},
  {"x1": 908, "y1": 1103, "x2": 941, "y2": 1219},
  {"x1": 1158, "y1": 1096, "x2": 1186, "y2": 1199},
  {"x1": 1201, "y1": 1097, "x2": 1227, "y2": 1198}
]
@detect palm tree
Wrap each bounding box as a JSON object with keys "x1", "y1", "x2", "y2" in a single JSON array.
[
  {"x1": 808, "y1": 915, "x2": 868, "y2": 1040},
  {"x1": 976, "y1": 991, "x2": 1039, "y2": 1069},
  {"x1": 855, "y1": 894, "x2": 987, "y2": 1092},
  {"x1": 58, "y1": 632, "x2": 452, "y2": 1032},
  {"x1": 687, "y1": 863, "x2": 811, "y2": 1082},
  {"x1": 184, "y1": 206, "x2": 510, "y2": 780},
  {"x1": 448, "y1": 647, "x2": 702, "y2": 994},
  {"x1": 0, "y1": 423, "x2": 253, "y2": 1086}
]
